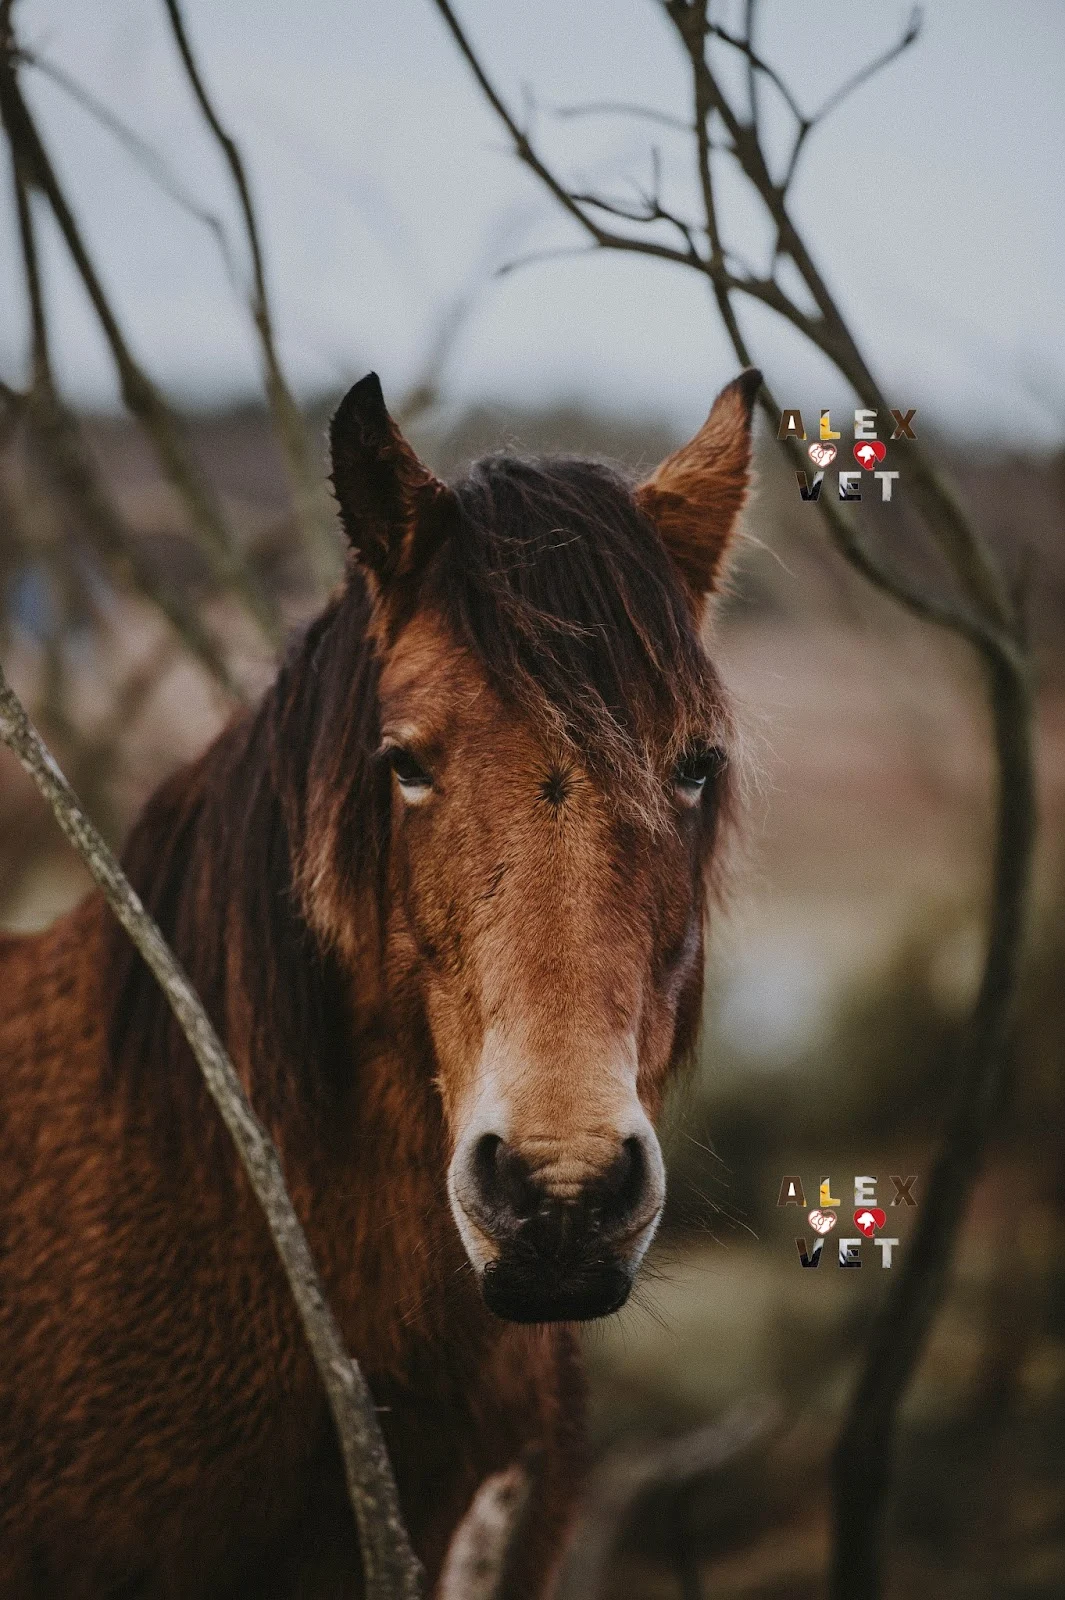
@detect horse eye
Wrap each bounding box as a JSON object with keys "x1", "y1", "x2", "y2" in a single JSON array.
[
  {"x1": 388, "y1": 747, "x2": 432, "y2": 791},
  {"x1": 673, "y1": 746, "x2": 724, "y2": 797}
]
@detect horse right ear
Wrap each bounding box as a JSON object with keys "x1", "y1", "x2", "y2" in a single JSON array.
[
  {"x1": 329, "y1": 372, "x2": 455, "y2": 586},
  {"x1": 635, "y1": 368, "x2": 760, "y2": 600}
]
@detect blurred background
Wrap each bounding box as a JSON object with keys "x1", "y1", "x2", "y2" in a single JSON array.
[{"x1": 1, "y1": 3, "x2": 1063, "y2": 1597}]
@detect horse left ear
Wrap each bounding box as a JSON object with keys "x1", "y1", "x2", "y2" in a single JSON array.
[
  {"x1": 635, "y1": 368, "x2": 761, "y2": 598},
  {"x1": 329, "y1": 372, "x2": 454, "y2": 586}
]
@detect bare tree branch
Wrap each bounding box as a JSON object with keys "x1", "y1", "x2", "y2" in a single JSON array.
[
  {"x1": 16, "y1": 48, "x2": 242, "y2": 291},
  {"x1": 830, "y1": 638, "x2": 1034, "y2": 1597},
  {"x1": 555, "y1": 100, "x2": 693, "y2": 134},
  {"x1": 807, "y1": 6, "x2": 922, "y2": 134},
  {"x1": 433, "y1": 7, "x2": 1040, "y2": 1599},
  {"x1": 432, "y1": 2, "x2": 845, "y2": 357},
  {"x1": 569, "y1": 186, "x2": 702, "y2": 250},
  {"x1": 556, "y1": 1401, "x2": 779, "y2": 1600},
  {"x1": 436, "y1": 1, "x2": 974, "y2": 647},
  {"x1": 765, "y1": 391, "x2": 1015, "y2": 657},
  {"x1": 437, "y1": 1463, "x2": 535, "y2": 1600},
  {"x1": 0, "y1": 27, "x2": 284, "y2": 649},
  {"x1": 430, "y1": 0, "x2": 701, "y2": 275},
  {"x1": 5, "y1": 135, "x2": 244, "y2": 700},
  {"x1": 495, "y1": 242, "x2": 601, "y2": 280},
  {"x1": 778, "y1": 7, "x2": 921, "y2": 194},
  {"x1": 743, "y1": 0, "x2": 759, "y2": 130},
  {"x1": 162, "y1": 0, "x2": 342, "y2": 593},
  {"x1": 0, "y1": 660, "x2": 425, "y2": 1600},
  {"x1": 706, "y1": 19, "x2": 805, "y2": 127},
  {"x1": 671, "y1": 3, "x2": 1012, "y2": 634}
]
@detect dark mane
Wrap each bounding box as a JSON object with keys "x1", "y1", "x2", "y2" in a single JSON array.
[
  {"x1": 105, "y1": 580, "x2": 389, "y2": 1156},
  {"x1": 106, "y1": 453, "x2": 730, "y2": 1149}
]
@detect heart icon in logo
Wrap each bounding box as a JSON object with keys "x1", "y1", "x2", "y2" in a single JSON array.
[
  {"x1": 853, "y1": 1207, "x2": 887, "y2": 1237},
  {"x1": 808, "y1": 442, "x2": 837, "y2": 468},
  {"x1": 807, "y1": 1208, "x2": 838, "y2": 1235},
  {"x1": 853, "y1": 440, "x2": 887, "y2": 471}
]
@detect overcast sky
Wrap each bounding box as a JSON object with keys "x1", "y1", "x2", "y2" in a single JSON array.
[{"x1": 2, "y1": 1, "x2": 1063, "y2": 444}]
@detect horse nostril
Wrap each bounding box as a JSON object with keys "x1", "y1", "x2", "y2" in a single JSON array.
[
  {"x1": 464, "y1": 1131, "x2": 660, "y2": 1253},
  {"x1": 597, "y1": 1136, "x2": 648, "y2": 1233},
  {"x1": 472, "y1": 1132, "x2": 503, "y2": 1203},
  {"x1": 472, "y1": 1133, "x2": 538, "y2": 1221}
]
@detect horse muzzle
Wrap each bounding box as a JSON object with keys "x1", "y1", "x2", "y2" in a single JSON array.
[
  {"x1": 449, "y1": 1128, "x2": 664, "y2": 1323},
  {"x1": 480, "y1": 1252, "x2": 634, "y2": 1323}
]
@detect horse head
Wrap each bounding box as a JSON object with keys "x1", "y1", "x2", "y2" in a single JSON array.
[{"x1": 319, "y1": 369, "x2": 758, "y2": 1323}]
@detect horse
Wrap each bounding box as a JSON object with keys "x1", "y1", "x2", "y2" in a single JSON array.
[{"x1": 0, "y1": 367, "x2": 758, "y2": 1598}]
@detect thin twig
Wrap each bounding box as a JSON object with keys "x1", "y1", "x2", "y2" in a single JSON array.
[
  {"x1": 555, "y1": 100, "x2": 693, "y2": 134},
  {"x1": 162, "y1": 0, "x2": 341, "y2": 593},
  {"x1": 810, "y1": 6, "x2": 922, "y2": 130},
  {"x1": 17, "y1": 49, "x2": 242, "y2": 291},
  {"x1": 0, "y1": 36, "x2": 284, "y2": 649},
  {"x1": 495, "y1": 243, "x2": 601, "y2": 280},
  {"x1": 706, "y1": 20, "x2": 804, "y2": 126},
  {"x1": 431, "y1": 0, "x2": 703, "y2": 275},
  {"x1": 743, "y1": 0, "x2": 759, "y2": 130},
  {"x1": 0, "y1": 662, "x2": 425, "y2": 1600},
  {"x1": 569, "y1": 187, "x2": 702, "y2": 248},
  {"x1": 779, "y1": 7, "x2": 921, "y2": 195},
  {"x1": 5, "y1": 136, "x2": 243, "y2": 699}
]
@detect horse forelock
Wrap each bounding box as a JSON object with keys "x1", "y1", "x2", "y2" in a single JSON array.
[{"x1": 432, "y1": 455, "x2": 732, "y2": 829}]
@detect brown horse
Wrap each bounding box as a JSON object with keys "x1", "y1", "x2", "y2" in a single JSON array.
[{"x1": 0, "y1": 368, "x2": 758, "y2": 1598}]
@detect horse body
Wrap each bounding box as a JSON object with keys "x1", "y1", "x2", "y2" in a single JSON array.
[
  {"x1": 0, "y1": 757, "x2": 582, "y2": 1598},
  {"x1": 0, "y1": 370, "x2": 757, "y2": 1595},
  {"x1": 0, "y1": 895, "x2": 333, "y2": 1596}
]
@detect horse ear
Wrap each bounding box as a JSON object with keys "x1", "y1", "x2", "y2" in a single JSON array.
[
  {"x1": 329, "y1": 372, "x2": 454, "y2": 585},
  {"x1": 635, "y1": 368, "x2": 761, "y2": 598}
]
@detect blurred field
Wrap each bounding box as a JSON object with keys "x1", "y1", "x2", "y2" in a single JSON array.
[{"x1": 2, "y1": 402, "x2": 1063, "y2": 1597}]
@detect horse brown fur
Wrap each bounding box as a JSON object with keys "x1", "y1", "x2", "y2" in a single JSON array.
[{"x1": 0, "y1": 371, "x2": 757, "y2": 1597}]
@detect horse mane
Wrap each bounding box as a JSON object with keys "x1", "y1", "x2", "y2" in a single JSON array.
[
  {"x1": 105, "y1": 452, "x2": 732, "y2": 1153},
  {"x1": 105, "y1": 582, "x2": 388, "y2": 1159}
]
